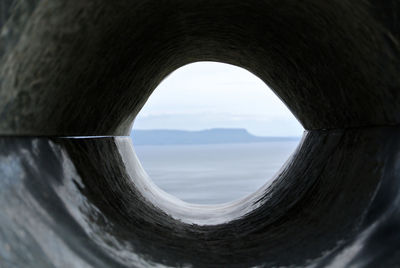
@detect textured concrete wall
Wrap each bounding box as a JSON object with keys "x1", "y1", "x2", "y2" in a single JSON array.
[
  {"x1": 1, "y1": 0, "x2": 400, "y2": 135},
  {"x1": 0, "y1": 1, "x2": 400, "y2": 267}
]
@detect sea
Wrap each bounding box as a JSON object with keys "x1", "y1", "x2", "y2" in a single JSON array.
[{"x1": 133, "y1": 141, "x2": 300, "y2": 205}]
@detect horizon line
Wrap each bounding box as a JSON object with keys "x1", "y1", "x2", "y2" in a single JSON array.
[{"x1": 131, "y1": 127, "x2": 303, "y2": 138}]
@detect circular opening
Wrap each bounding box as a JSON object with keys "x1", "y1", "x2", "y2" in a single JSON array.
[{"x1": 131, "y1": 62, "x2": 303, "y2": 205}]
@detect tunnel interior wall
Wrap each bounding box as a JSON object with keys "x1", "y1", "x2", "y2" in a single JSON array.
[{"x1": 1, "y1": 0, "x2": 400, "y2": 267}]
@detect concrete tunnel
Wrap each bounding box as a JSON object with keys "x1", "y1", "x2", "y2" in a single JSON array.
[{"x1": 0, "y1": 0, "x2": 400, "y2": 267}]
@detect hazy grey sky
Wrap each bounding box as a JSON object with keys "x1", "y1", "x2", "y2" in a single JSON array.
[{"x1": 133, "y1": 62, "x2": 304, "y2": 137}]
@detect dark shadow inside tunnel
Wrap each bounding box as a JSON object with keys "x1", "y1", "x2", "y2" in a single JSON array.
[{"x1": 1, "y1": 0, "x2": 400, "y2": 267}]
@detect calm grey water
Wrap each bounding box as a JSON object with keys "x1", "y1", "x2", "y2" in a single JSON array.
[{"x1": 134, "y1": 142, "x2": 300, "y2": 204}]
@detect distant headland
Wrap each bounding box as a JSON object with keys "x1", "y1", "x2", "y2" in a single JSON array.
[{"x1": 131, "y1": 128, "x2": 301, "y2": 145}]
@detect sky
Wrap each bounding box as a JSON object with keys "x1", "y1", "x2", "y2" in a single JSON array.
[{"x1": 132, "y1": 62, "x2": 304, "y2": 137}]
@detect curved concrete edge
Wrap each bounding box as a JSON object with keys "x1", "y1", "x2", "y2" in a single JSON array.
[
  {"x1": 1, "y1": 1, "x2": 400, "y2": 267},
  {"x1": 0, "y1": 0, "x2": 400, "y2": 135},
  {"x1": 1, "y1": 126, "x2": 400, "y2": 267}
]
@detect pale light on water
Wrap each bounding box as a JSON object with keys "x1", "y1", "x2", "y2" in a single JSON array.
[{"x1": 134, "y1": 141, "x2": 299, "y2": 204}]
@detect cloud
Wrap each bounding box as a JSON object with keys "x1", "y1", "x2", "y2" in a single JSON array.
[{"x1": 133, "y1": 61, "x2": 303, "y2": 136}]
